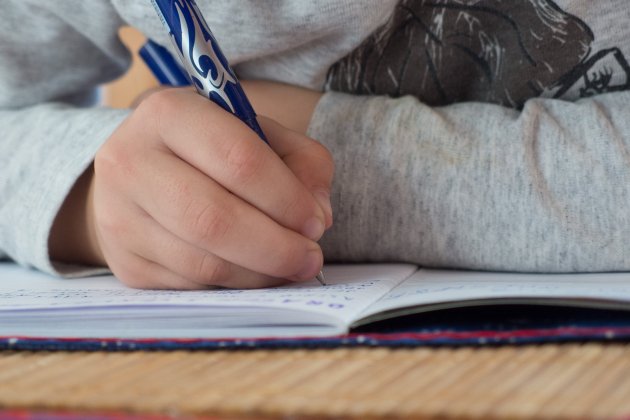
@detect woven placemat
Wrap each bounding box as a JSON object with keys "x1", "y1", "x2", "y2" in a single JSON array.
[{"x1": 1, "y1": 344, "x2": 629, "y2": 419}]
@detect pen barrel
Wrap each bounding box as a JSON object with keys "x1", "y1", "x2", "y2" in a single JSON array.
[
  {"x1": 150, "y1": 0, "x2": 267, "y2": 142},
  {"x1": 139, "y1": 40, "x2": 191, "y2": 86},
  {"x1": 222, "y1": 82, "x2": 268, "y2": 141}
]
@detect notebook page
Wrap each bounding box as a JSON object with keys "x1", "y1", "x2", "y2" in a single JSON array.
[
  {"x1": 358, "y1": 269, "x2": 630, "y2": 320},
  {"x1": 0, "y1": 263, "x2": 416, "y2": 325}
]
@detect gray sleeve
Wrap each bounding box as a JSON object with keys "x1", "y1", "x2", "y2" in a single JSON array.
[
  {"x1": 0, "y1": 1, "x2": 130, "y2": 275},
  {"x1": 309, "y1": 91, "x2": 630, "y2": 272}
]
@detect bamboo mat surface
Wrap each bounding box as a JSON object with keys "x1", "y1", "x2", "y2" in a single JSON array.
[{"x1": 1, "y1": 344, "x2": 630, "y2": 419}]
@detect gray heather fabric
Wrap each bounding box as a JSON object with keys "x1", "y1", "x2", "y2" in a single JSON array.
[
  {"x1": 313, "y1": 91, "x2": 630, "y2": 272},
  {"x1": 2, "y1": 0, "x2": 630, "y2": 276}
]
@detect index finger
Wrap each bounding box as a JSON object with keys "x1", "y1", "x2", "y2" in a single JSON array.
[
  {"x1": 260, "y1": 117, "x2": 335, "y2": 228},
  {"x1": 139, "y1": 89, "x2": 327, "y2": 241}
]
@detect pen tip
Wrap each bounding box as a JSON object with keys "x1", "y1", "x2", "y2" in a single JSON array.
[{"x1": 316, "y1": 271, "x2": 327, "y2": 286}]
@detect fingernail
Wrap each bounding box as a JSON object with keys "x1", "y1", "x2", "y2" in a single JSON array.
[
  {"x1": 296, "y1": 250, "x2": 323, "y2": 280},
  {"x1": 302, "y1": 216, "x2": 325, "y2": 241},
  {"x1": 314, "y1": 190, "x2": 333, "y2": 228}
]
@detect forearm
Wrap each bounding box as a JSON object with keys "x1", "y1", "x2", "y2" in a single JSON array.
[
  {"x1": 0, "y1": 105, "x2": 127, "y2": 276},
  {"x1": 309, "y1": 91, "x2": 630, "y2": 272},
  {"x1": 49, "y1": 164, "x2": 105, "y2": 268},
  {"x1": 0, "y1": 1, "x2": 131, "y2": 275}
]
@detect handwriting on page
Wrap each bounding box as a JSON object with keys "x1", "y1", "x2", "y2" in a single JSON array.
[
  {"x1": 0, "y1": 264, "x2": 418, "y2": 323},
  {"x1": 0, "y1": 278, "x2": 398, "y2": 324},
  {"x1": 0, "y1": 281, "x2": 378, "y2": 308}
]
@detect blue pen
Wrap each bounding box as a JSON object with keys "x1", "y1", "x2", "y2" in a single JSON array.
[
  {"x1": 139, "y1": 39, "x2": 190, "y2": 86},
  {"x1": 149, "y1": 0, "x2": 267, "y2": 141},
  {"x1": 148, "y1": 0, "x2": 326, "y2": 286}
]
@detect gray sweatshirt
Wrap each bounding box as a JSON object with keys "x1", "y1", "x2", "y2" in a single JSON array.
[{"x1": 2, "y1": 0, "x2": 630, "y2": 276}]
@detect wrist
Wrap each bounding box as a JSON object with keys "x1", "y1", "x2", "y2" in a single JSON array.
[
  {"x1": 241, "y1": 80, "x2": 323, "y2": 135},
  {"x1": 49, "y1": 165, "x2": 105, "y2": 267}
]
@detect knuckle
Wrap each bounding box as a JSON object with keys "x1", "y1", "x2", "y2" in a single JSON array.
[
  {"x1": 311, "y1": 140, "x2": 333, "y2": 162},
  {"x1": 136, "y1": 87, "x2": 177, "y2": 117},
  {"x1": 94, "y1": 142, "x2": 131, "y2": 179},
  {"x1": 134, "y1": 88, "x2": 180, "y2": 133},
  {"x1": 299, "y1": 140, "x2": 335, "y2": 182},
  {"x1": 164, "y1": 175, "x2": 192, "y2": 206},
  {"x1": 312, "y1": 142, "x2": 335, "y2": 175},
  {"x1": 195, "y1": 256, "x2": 231, "y2": 285},
  {"x1": 280, "y1": 192, "x2": 310, "y2": 225},
  {"x1": 131, "y1": 87, "x2": 169, "y2": 109},
  {"x1": 224, "y1": 141, "x2": 265, "y2": 184},
  {"x1": 186, "y1": 200, "x2": 234, "y2": 245},
  {"x1": 96, "y1": 211, "x2": 128, "y2": 239},
  {"x1": 268, "y1": 241, "x2": 308, "y2": 277},
  {"x1": 112, "y1": 262, "x2": 151, "y2": 289}
]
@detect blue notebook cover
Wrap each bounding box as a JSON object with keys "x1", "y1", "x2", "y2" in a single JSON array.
[{"x1": 3, "y1": 305, "x2": 630, "y2": 351}]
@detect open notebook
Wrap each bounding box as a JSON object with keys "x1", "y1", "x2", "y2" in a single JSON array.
[{"x1": 2, "y1": 262, "x2": 630, "y2": 339}]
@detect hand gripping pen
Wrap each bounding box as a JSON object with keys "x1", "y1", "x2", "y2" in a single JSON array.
[{"x1": 148, "y1": 0, "x2": 326, "y2": 285}]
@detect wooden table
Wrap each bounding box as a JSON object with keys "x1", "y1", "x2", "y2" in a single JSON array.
[{"x1": 1, "y1": 344, "x2": 629, "y2": 419}]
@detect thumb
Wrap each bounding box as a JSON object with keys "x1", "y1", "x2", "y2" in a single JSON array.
[{"x1": 259, "y1": 117, "x2": 334, "y2": 228}]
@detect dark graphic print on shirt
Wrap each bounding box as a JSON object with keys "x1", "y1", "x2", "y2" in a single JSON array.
[{"x1": 326, "y1": 0, "x2": 630, "y2": 108}]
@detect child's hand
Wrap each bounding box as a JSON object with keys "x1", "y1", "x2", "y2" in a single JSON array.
[{"x1": 51, "y1": 88, "x2": 334, "y2": 289}]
